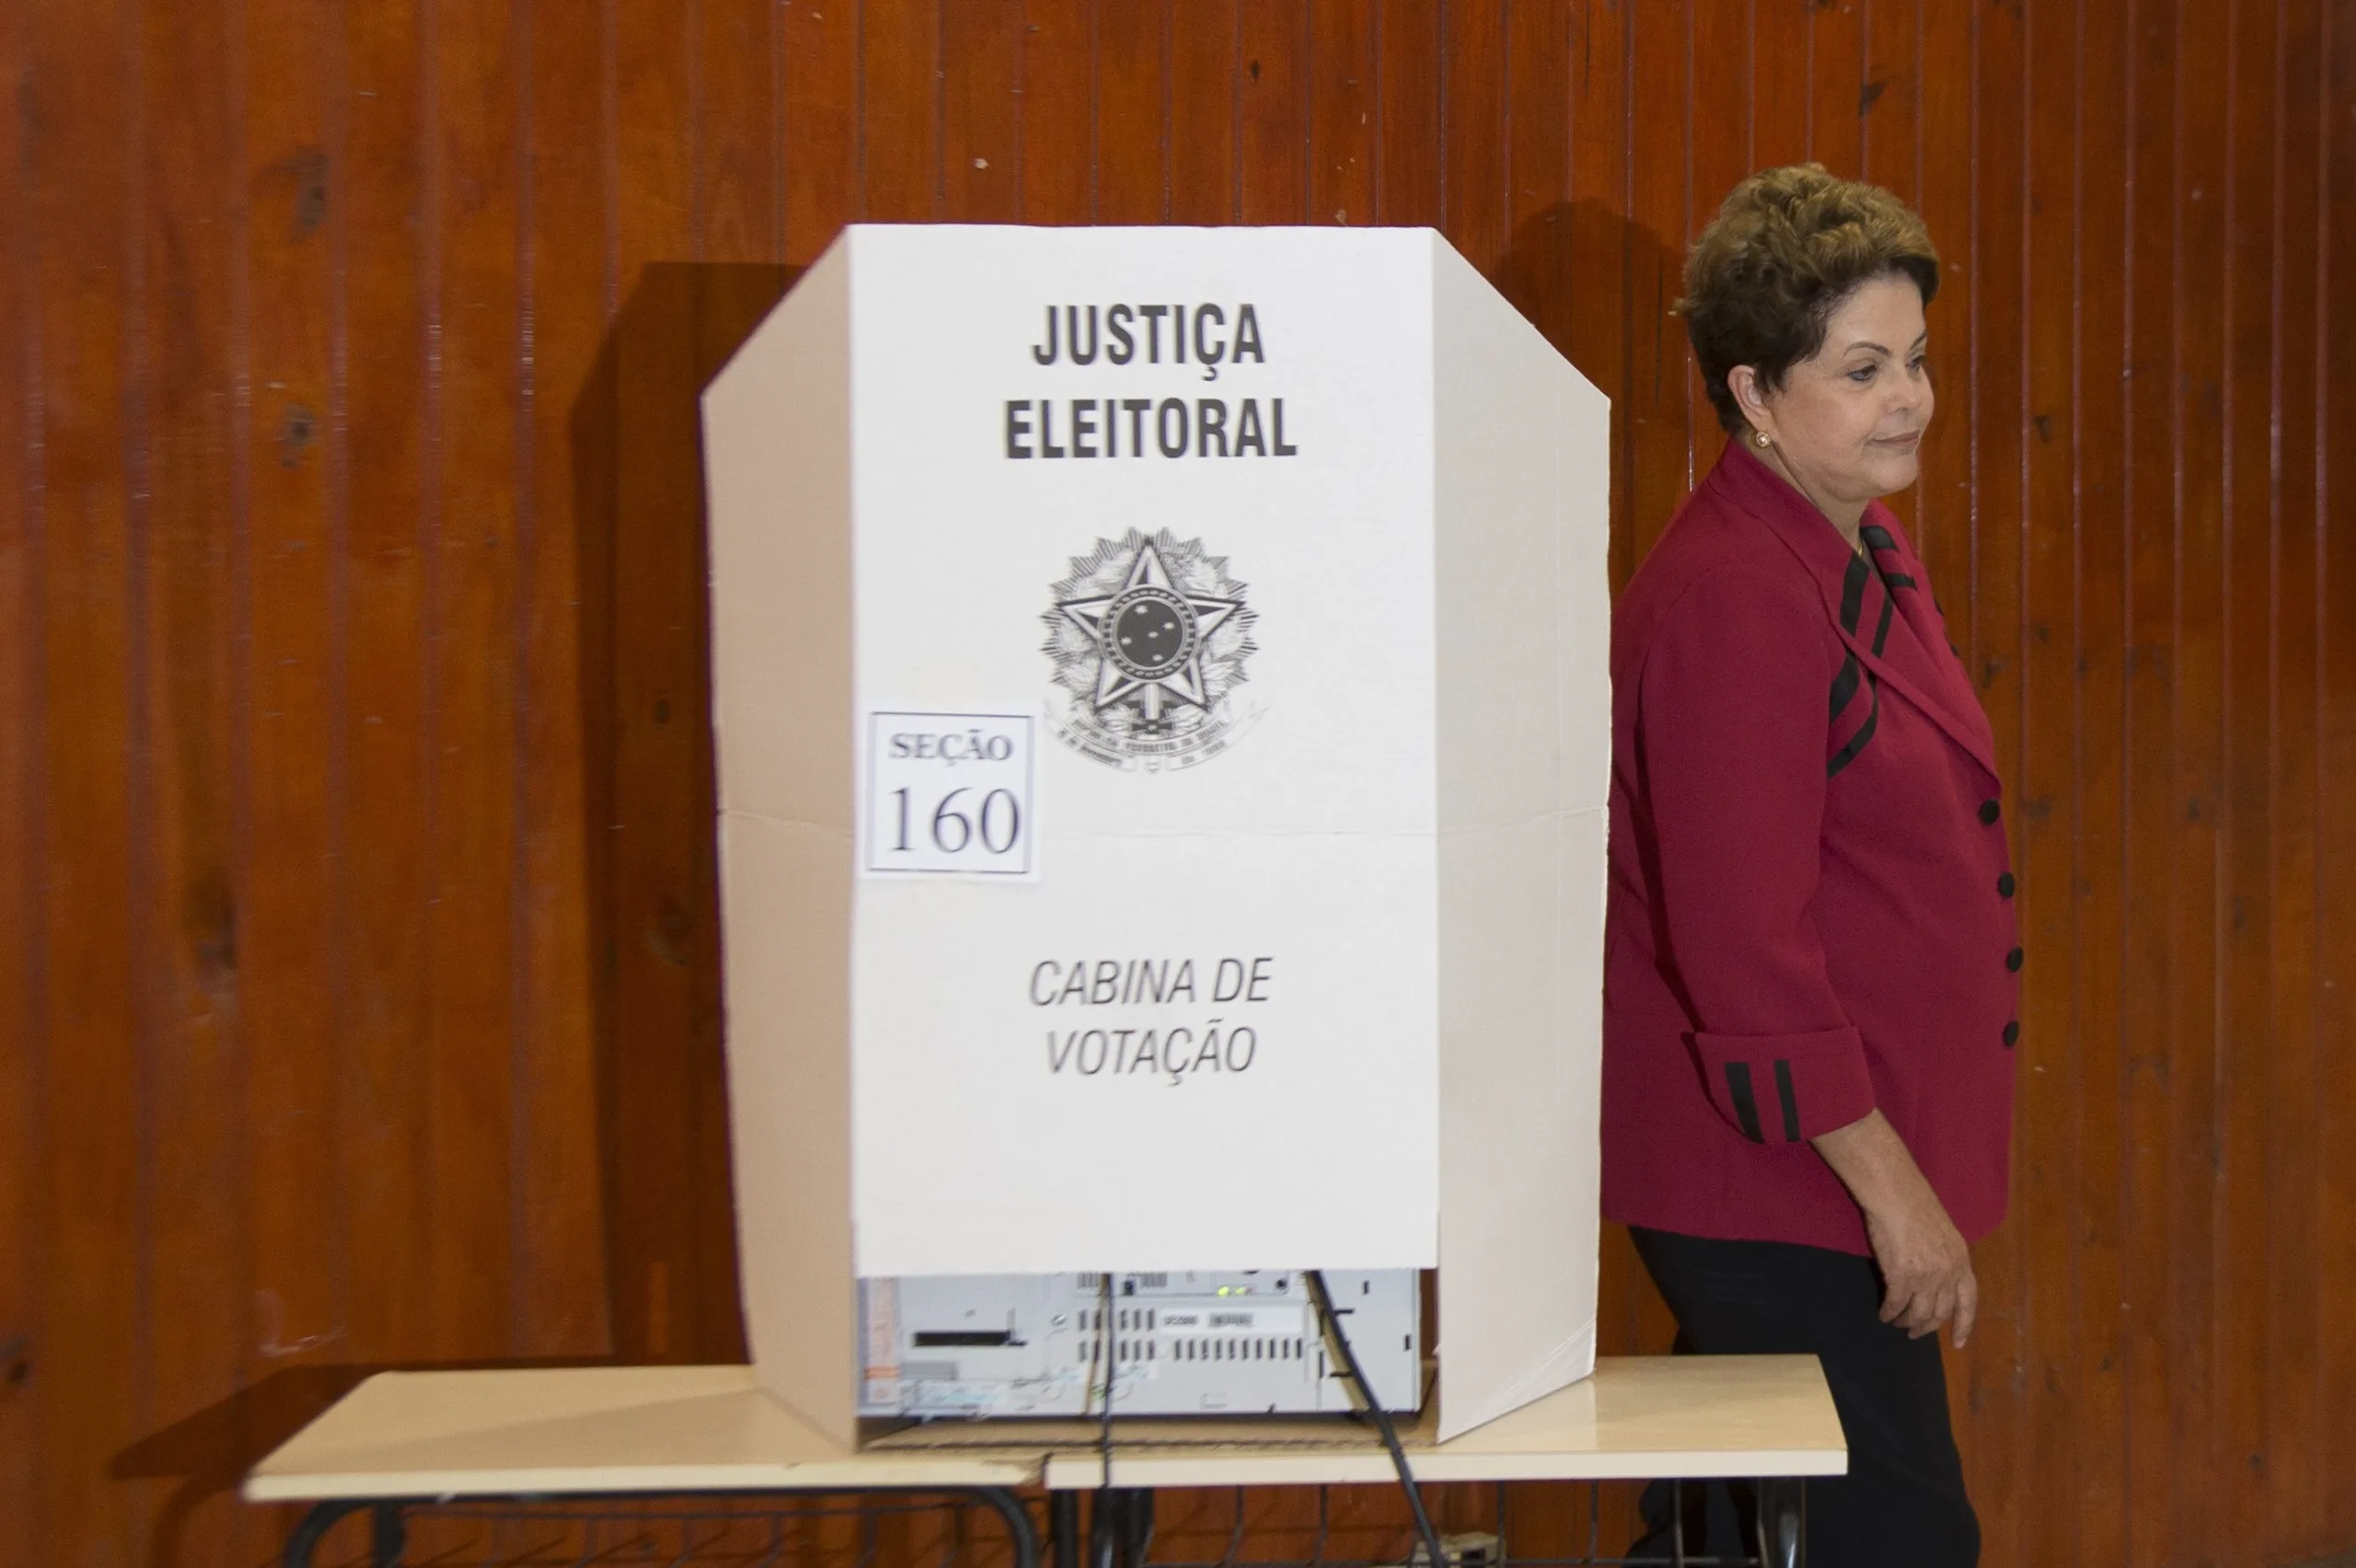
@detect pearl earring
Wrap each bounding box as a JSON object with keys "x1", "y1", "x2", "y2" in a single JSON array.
[{"x1": 1753, "y1": 430, "x2": 1773, "y2": 449}]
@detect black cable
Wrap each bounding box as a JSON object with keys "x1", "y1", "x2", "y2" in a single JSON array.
[
  {"x1": 1305, "y1": 1270, "x2": 1449, "y2": 1568},
  {"x1": 1090, "y1": 1272, "x2": 1118, "y2": 1568}
]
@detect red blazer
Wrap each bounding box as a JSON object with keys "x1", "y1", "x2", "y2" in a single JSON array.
[{"x1": 1600, "y1": 440, "x2": 2019, "y2": 1255}]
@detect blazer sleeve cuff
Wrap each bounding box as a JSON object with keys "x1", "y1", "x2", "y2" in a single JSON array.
[{"x1": 1692, "y1": 1026, "x2": 1874, "y2": 1145}]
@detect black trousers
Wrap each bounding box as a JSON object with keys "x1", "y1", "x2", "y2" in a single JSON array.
[{"x1": 1625, "y1": 1227, "x2": 1980, "y2": 1568}]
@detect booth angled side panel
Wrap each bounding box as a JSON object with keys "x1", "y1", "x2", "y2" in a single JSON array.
[
  {"x1": 702, "y1": 238, "x2": 860, "y2": 1444},
  {"x1": 1428, "y1": 235, "x2": 1612, "y2": 1441}
]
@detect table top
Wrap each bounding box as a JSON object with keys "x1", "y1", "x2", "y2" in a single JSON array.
[
  {"x1": 244, "y1": 1356, "x2": 1844, "y2": 1504},
  {"x1": 241, "y1": 1366, "x2": 1039, "y2": 1502}
]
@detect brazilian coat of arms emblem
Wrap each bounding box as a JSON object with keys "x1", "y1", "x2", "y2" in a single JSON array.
[{"x1": 1044, "y1": 529, "x2": 1258, "y2": 771}]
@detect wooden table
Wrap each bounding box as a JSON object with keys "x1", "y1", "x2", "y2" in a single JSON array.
[{"x1": 245, "y1": 1356, "x2": 1844, "y2": 1568}]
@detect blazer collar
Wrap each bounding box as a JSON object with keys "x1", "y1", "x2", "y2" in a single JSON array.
[{"x1": 1704, "y1": 441, "x2": 1999, "y2": 778}]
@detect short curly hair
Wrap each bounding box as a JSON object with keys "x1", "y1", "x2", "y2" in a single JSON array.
[{"x1": 1678, "y1": 164, "x2": 1940, "y2": 436}]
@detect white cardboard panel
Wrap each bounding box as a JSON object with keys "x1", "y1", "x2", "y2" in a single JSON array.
[
  {"x1": 839, "y1": 226, "x2": 1446, "y2": 1276},
  {"x1": 1434, "y1": 807, "x2": 1605, "y2": 1440},
  {"x1": 707, "y1": 243, "x2": 855, "y2": 828},
  {"x1": 705, "y1": 247, "x2": 859, "y2": 1442},
  {"x1": 1430, "y1": 236, "x2": 1609, "y2": 1439},
  {"x1": 716, "y1": 813, "x2": 858, "y2": 1444},
  {"x1": 845, "y1": 225, "x2": 1439, "y2": 839},
  {"x1": 850, "y1": 829, "x2": 1439, "y2": 1275}
]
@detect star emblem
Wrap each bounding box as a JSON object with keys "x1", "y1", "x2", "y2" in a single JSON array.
[{"x1": 1055, "y1": 537, "x2": 1242, "y2": 728}]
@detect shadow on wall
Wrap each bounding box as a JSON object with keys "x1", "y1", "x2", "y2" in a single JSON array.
[
  {"x1": 110, "y1": 1366, "x2": 370, "y2": 1568},
  {"x1": 572, "y1": 262, "x2": 803, "y2": 1368},
  {"x1": 109, "y1": 1358, "x2": 627, "y2": 1568},
  {"x1": 109, "y1": 261, "x2": 803, "y2": 1568},
  {"x1": 1487, "y1": 197, "x2": 1682, "y2": 594}
]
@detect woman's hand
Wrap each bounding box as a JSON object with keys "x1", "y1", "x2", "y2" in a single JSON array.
[
  {"x1": 1811, "y1": 1109, "x2": 1979, "y2": 1348},
  {"x1": 1860, "y1": 1179, "x2": 1977, "y2": 1345}
]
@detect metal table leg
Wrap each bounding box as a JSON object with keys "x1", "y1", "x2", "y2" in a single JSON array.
[
  {"x1": 371, "y1": 1502, "x2": 407, "y2": 1567},
  {"x1": 1753, "y1": 1477, "x2": 1803, "y2": 1568},
  {"x1": 969, "y1": 1486, "x2": 1045, "y2": 1568},
  {"x1": 281, "y1": 1500, "x2": 381, "y2": 1568}
]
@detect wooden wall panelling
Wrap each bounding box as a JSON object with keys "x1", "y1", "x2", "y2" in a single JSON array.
[
  {"x1": 1564, "y1": 0, "x2": 1631, "y2": 591},
  {"x1": 1095, "y1": 0, "x2": 1164, "y2": 223},
  {"x1": 781, "y1": 0, "x2": 858, "y2": 256},
  {"x1": 0, "y1": 0, "x2": 35, "y2": 1559},
  {"x1": 131, "y1": 0, "x2": 241, "y2": 1553},
  {"x1": 1907, "y1": 0, "x2": 1976, "y2": 594},
  {"x1": 1959, "y1": 0, "x2": 2030, "y2": 1555},
  {"x1": 1806, "y1": 0, "x2": 1865, "y2": 179},
  {"x1": 1238, "y1": 0, "x2": 1306, "y2": 225},
  {"x1": 240, "y1": 0, "x2": 344, "y2": 1477},
  {"x1": 2171, "y1": 0, "x2": 2233, "y2": 1558},
  {"x1": 2318, "y1": 6, "x2": 2356, "y2": 1554},
  {"x1": 1377, "y1": 0, "x2": 1444, "y2": 229},
  {"x1": 337, "y1": 0, "x2": 437, "y2": 1386},
  {"x1": 1685, "y1": 0, "x2": 1745, "y2": 481},
  {"x1": 863, "y1": 0, "x2": 941, "y2": 224},
  {"x1": 1750, "y1": 0, "x2": 1809, "y2": 180},
  {"x1": 699, "y1": 0, "x2": 780, "y2": 258},
  {"x1": 1623, "y1": 2, "x2": 1689, "y2": 567},
  {"x1": 1018, "y1": 0, "x2": 1093, "y2": 225},
  {"x1": 426, "y1": 0, "x2": 525, "y2": 1366},
  {"x1": 1743, "y1": 1, "x2": 1790, "y2": 175},
  {"x1": 1442, "y1": 0, "x2": 1509, "y2": 267},
  {"x1": 1308, "y1": 0, "x2": 1374, "y2": 232},
  {"x1": 563, "y1": 0, "x2": 629, "y2": 1378},
  {"x1": 1497, "y1": 0, "x2": 1570, "y2": 346},
  {"x1": 2219, "y1": 0, "x2": 2287, "y2": 1560},
  {"x1": 1859, "y1": 0, "x2": 1920, "y2": 204},
  {"x1": 1169, "y1": 0, "x2": 1235, "y2": 225},
  {"x1": 690, "y1": 0, "x2": 790, "y2": 1378},
  {"x1": 2017, "y1": 4, "x2": 2089, "y2": 1567},
  {"x1": 519, "y1": 0, "x2": 618, "y2": 1367},
  {"x1": 941, "y1": 0, "x2": 1025, "y2": 224},
  {"x1": 31, "y1": 0, "x2": 145, "y2": 1563},
  {"x1": 2067, "y1": 1, "x2": 2133, "y2": 1562},
  {"x1": 2269, "y1": 6, "x2": 2327, "y2": 1560},
  {"x1": 2117, "y1": 3, "x2": 2182, "y2": 1564},
  {"x1": 134, "y1": 0, "x2": 251, "y2": 1564},
  {"x1": 2260, "y1": 0, "x2": 2329, "y2": 1552},
  {"x1": 607, "y1": 0, "x2": 707, "y2": 1363}
]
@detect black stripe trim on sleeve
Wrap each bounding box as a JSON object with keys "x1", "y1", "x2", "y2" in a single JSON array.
[
  {"x1": 1872, "y1": 588, "x2": 1896, "y2": 656},
  {"x1": 1773, "y1": 1060, "x2": 1802, "y2": 1143},
  {"x1": 1861, "y1": 524, "x2": 1899, "y2": 552},
  {"x1": 1827, "y1": 677, "x2": 1880, "y2": 778},
  {"x1": 1829, "y1": 653, "x2": 1863, "y2": 721},
  {"x1": 1839, "y1": 553, "x2": 1869, "y2": 633},
  {"x1": 1884, "y1": 572, "x2": 1918, "y2": 589},
  {"x1": 1724, "y1": 1063, "x2": 1766, "y2": 1143}
]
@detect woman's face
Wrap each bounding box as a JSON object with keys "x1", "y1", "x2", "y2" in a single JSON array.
[{"x1": 1736, "y1": 273, "x2": 1933, "y2": 511}]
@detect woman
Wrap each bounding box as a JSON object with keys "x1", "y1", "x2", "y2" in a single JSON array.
[{"x1": 1602, "y1": 165, "x2": 2018, "y2": 1566}]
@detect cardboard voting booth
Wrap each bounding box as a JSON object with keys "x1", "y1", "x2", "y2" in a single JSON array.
[{"x1": 702, "y1": 225, "x2": 1611, "y2": 1444}]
